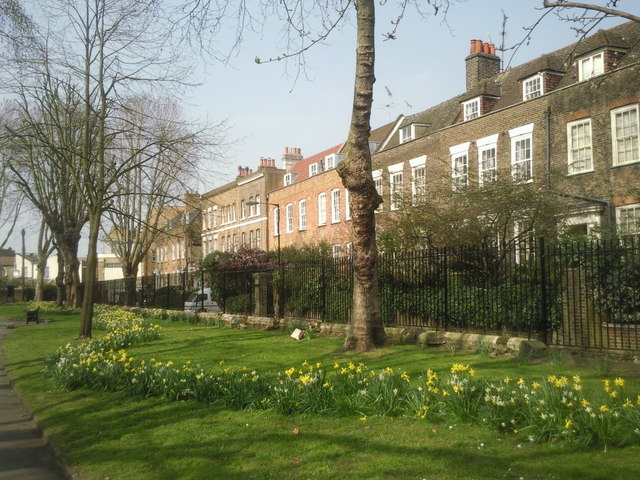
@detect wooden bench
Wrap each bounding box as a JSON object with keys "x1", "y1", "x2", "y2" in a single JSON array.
[{"x1": 26, "y1": 307, "x2": 40, "y2": 324}]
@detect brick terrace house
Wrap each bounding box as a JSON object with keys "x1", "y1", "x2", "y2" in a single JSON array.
[
  {"x1": 200, "y1": 159, "x2": 285, "y2": 256},
  {"x1": 267, "y1": 145, "x2": 350, "y2": 257},
  {"x1": 369, "y1": 21, "x2": 640, "y2": 238},
  {"x1": 267, "y1": 121, "x2": 398, "y2": 257},
  {"x1": 146, "y1": 192, "x2": 202, "y2": 275}
]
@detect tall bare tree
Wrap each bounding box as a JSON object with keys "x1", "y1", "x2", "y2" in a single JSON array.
[
  {"x1": 104, "y1": 95, "x2": 207, "y2": 306},
  {"x1": 3, "y1": 77, "x2": 89, "y2": 307}
]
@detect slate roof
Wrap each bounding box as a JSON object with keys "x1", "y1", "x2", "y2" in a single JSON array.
[{"x1": 378, "y1": 21, "x2": 640, "y2": 152}]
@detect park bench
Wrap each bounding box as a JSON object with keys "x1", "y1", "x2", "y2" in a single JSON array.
[{"x1": 26, "y1": 307, "x2": 41, "y2": 324}]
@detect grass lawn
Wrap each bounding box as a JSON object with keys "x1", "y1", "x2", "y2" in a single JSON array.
[{"x1": 2, "y1": 304, "x2": 640, "y2": 480}]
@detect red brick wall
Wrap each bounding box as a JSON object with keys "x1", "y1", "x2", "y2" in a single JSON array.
[{"x1": 268, "y1": 168, "x2": 353, "y2": 253}]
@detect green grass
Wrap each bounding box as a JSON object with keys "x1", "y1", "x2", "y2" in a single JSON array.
[{"x1": 2, "y1": 305, "x2": 640, "y2": 480}]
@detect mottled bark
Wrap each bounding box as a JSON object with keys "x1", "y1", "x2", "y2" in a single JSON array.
[
  {"x1": 122, "y1": 262, "x2": 138, "y2": 306},
  {"x1": 79, "y1": 211, "x2": 100, "y2": 338},
  {"x1": 337, "y1": 0, "x2": 385, "y2": 351},
  {"x1": 55, "y1": 253, "x2": 65, "y2": 307}
]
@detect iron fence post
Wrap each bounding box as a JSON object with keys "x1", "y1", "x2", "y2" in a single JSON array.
[
  {"x1": 538, "y1": 237, "x2": 548, "y2": 344},
  {"x1": 443, "y1": 246, "x2": 449, "y2": 331}
]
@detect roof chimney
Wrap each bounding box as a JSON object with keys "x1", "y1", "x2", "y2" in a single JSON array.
[
  {"x1": 465, "y1": 40, "x2": 500, "y2": 91},
  {"x1": 281, "y1": 147, "x2": 303, "y2": 172}
]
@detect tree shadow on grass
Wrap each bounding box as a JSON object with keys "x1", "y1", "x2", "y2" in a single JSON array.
[{"x1": 34, "y1": 393, "x2": 640, "y2": 480}]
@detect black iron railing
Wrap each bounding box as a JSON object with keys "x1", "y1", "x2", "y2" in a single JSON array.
[{"x1": 91, "y1": 237, "x2": 640, "y2": 351}]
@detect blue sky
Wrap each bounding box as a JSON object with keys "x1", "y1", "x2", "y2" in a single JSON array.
[{"x1": 187, "y1": 0, "x2": 635, "y2": 191}]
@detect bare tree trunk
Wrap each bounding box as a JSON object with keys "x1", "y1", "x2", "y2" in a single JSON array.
[
  {"x1": 57, "y1": 237, "x2": 81, "y2": 307},
  {"x1": 56, "y1": 252, "x2": 65, "y2": 307},
  {"x1": 337, "y1": 0, "x2": 385, "y2": 352},
  {"x1": 35, "y1": 220, "x2": 55, "y2": 301},
  {"x1": 79, "y1": 211, "x2": 100, "y2": 337},
  {"x1": 122, "y1": 262, "x2": 138, "y2": 307}
]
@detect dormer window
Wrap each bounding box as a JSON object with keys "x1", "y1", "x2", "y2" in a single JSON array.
[
  {"x1": 523, "y1": 74, "x2": 543, "y2": 100},
  {"x1": 399, "y1": 125, "x2": 414, "y2": 144},
  {"x1": 309, "y1": 162, "x2": 323, "y2": 176},
  {"x1": 463, "y1": 98, "x2": 480, "y2": 121},
  {"x1": 284, "y1": 173, "x2": 293, "y2": 186},
  {"x1": 325, "y1": 153, "x2": 344, "y2": 170},
  {"x1": 578, "y1": 51, "x2": 604, "y2": 81}
]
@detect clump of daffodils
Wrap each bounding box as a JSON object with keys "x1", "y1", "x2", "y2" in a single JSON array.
[{"x1": 44, "y1": 307, "x2": 640, "y2": 448}]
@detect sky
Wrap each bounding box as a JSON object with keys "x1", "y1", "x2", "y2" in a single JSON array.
[
  {"x1": 187, "y1": 0, "x2": 635, "y2": 192},
  {"x1": 3, "y1": 0, "x2": 637, "y2": 254}
]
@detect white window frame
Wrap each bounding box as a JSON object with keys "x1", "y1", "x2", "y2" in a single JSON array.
[
  {"x1": 332, "y1": 244, "x2": 341, "y2": 258},
  {"x1": 248, "y1": 197, "x2": 255, "y2": 217},
  {"x1": 331, "y1": 188, "x2": 341, "y2": 223},
  {"x1": 388, "y1": 162, "x2": 404, "y2": 211},
  {"x1": 409, "y1": 155, "x2": 427, "y2": 204},
  {"x1": 578, "y1": 51, "x2": 604, "y2": 81},
  {"x1": 284, "y1": 173, "x2": 293, "y2": 186},
  {"x1": 255, "y1": 196, "x2": 261, "y2": 215},
  {"x1": 523, "y1": 74, "x2": 543, "y2": 100},
  {"x1": 509, "y1": 124, "x2": 534, "y2": 184},
  {"x1": 617, "y1": 204, "x2": 640, "y2": 236},
  {"x1": 463, "y1": 98, "x2": 480, "y2": 121},
  {"x1": 325, "y1": 153, "x2": 343, "y2": 170},
  {"x1": 256, "y1": 229, "x2": 261, "y2": 249},
  {"x1": 298, "y1": 199, "x2": 307, "y2": 231},
  {"x1": 399, "y1": 125, "x2": 414, "y2": 144},
  {"x1": 285, "y1": 203, "x2": 294, "y2": 233},
  {"x1": 309, "y1": 163, "x2": 319, "y2": 176},
  {"x1": 567, "y1": 118, "x2": 593, "y2": 174},
  {"x1": 373, "y1": 169, "x2": 383, "y2": 213},
  {"x1": 273, "y1": 206, "x2": 280, "y2": 237},
  {"x1": 611, "y1": 104, "x2": 639, "y2": 166},
  {"x1": 477, "y1": 134, "x2": 498, "y2": 186},
  {"x1": 317, "y1": 192, "x2": 327, "y2": 226},
  {"x1": 345, "y1": 189, "x2": 351, "y2": 220},
  {"x1": 450, "y1": 142, "x2": 470, "y2": 190}
]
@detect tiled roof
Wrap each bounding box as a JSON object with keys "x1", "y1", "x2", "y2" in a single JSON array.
[
  {"x1": 286, "y1": 144, "x2": 343, "y2": 184},
  {"x1": 377, "y1": 21, "x2": 640, "y2": 152}
]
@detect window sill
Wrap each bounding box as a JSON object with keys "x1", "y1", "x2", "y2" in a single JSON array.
[
  {"x1": 567, "y1": 169, "x2": 595, "y2": 176},
  {"x1": 612, "y1": 160, "x2": 640, "y2": 168},
  {"x1": 512, "y1": 179, "x2": 533, "y2": 185}
]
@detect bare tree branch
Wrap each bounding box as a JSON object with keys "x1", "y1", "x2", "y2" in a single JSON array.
[{"x1": 543, "y1": 1, "x2": 640, "y2": 23}]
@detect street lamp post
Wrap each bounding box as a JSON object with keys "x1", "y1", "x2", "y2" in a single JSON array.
[{"x1": 246, "y1": 200, "x2": 282, "y2": 318}]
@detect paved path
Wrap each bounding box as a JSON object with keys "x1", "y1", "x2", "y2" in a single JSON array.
[{"x1": 0, "y1": 318, "x2": 68, "y2": 480}]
